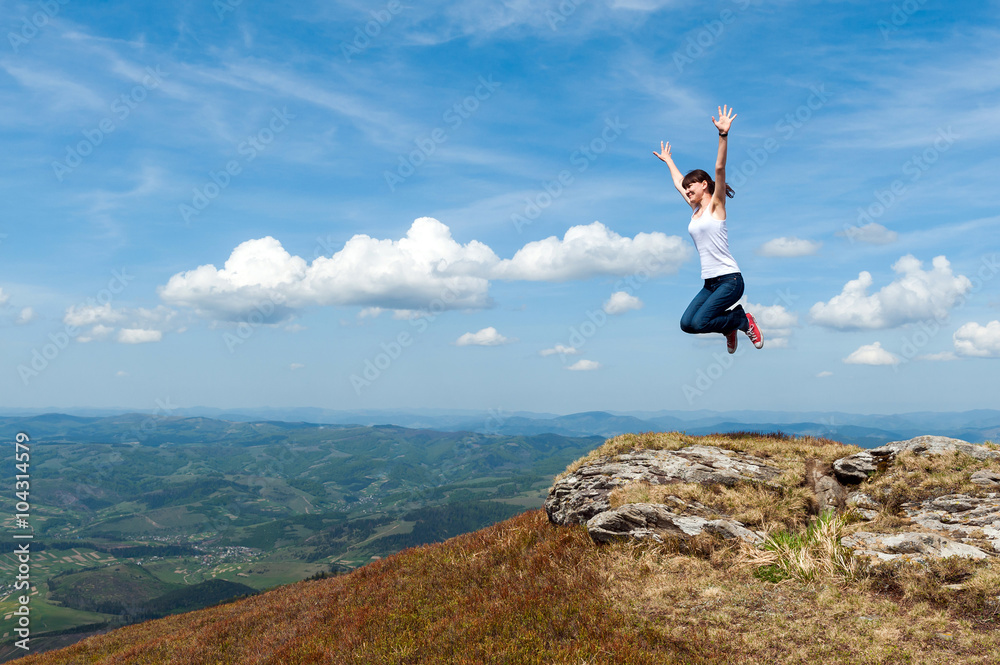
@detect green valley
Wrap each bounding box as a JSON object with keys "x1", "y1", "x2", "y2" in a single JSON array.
[{"x1": 0, "y1": 414, "x2": 601, "y2": 658}]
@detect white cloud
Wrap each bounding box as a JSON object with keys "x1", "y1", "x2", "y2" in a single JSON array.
[
  {"x1": 16, "y1": 307, "x2": 36, "y2": 325},
  {"x1": 540, "y1": 344, "x2": 579, "y2": 357},
  {"x1": 117, "y1": 328, "x2": 163, "y2": 344},
  {"x1": 954, "y1": 321, "x2": 1000, "y2": 358},
  {"x1": 66, "y1": 305, "x2": 175, "y2": 343},
  {"x1": 817, "y1": 371, "x2": 833, "y2": 378},
  {"x1": 493, "y1": 221, "x2": 688, "y2": 282},
  {"x1": 840, "y1": 222, "x2": 898, "y2": 245},
  {"x1": 0, "y1": 288, "x2": 8, "y2": 306},
  {"x1": 744, "y1": 301, "x2": 798, "y2": 347},
  {"x1": 455, "y1": 327, "x2": 516, "y2": 347},
  {"x1": 843, "y1": 342, "x2": 900, "y2": 366},
  {"x1": 161, "y1": 218, "x2": 690, "y2": 322},
  {"x1": 755, "y1": 237, "x2": 822, "y2": 258},
  {"x1": 567, "y1": 359, "x2": 601, "y2": 371},
  {"x1": 290, "y1": 363, "x2": 305, "y2": 370},
  {"x1": 603, "y1": 291, "x2": 643, "y2": 315},
  {"x1": 919, "y1": 351, "x2": 958, "y2": 361},
  {"x1": 78, "y1": 324, "x2": 115, "y2": 343},
  {"x1": 160, "y1": 218, "x2": 499, "y2": 321},
  {"x1": 116, "y1": 370, "x2": 128, "y2": 377},
  {"x1": 810, "y1": 255, "x2": 971, "y2": 330},
  {"x1": 64, "y1": 303, "x2": 127, "y2": 327}
]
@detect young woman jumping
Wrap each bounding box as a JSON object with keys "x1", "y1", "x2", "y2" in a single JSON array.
[{"x1": 653, "y1": 104, "x2": 763, "y2": 353}]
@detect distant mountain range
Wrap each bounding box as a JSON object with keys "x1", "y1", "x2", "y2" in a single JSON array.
[{"x1": 3, "y1": 407, "x2": 999, "y2": 448}]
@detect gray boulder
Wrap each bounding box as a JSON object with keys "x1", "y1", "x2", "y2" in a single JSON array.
[
  {"x1": 586, "y1": 502, "x2": 764, "y2": 545},
  {"x1": 545, "y1": 445, "x2": 781, "y2": 527},
  {"x1": 841, "y1": 531, "x2": 989, "y2": 562}
]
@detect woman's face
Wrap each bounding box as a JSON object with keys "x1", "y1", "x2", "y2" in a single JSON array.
[{"x1": 684, "y1": 180, "x2": 709, "y2": 203}]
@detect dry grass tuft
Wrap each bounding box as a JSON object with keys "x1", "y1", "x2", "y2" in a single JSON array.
[{"x1": 609, "y1": 479, "x2": 812, "y2": 532}]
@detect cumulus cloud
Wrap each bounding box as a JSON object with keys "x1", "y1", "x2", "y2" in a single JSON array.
[
  {"x1": 16, "y1": 307, "x2": 36, "y2": 325},
  {"x1": 919, "y1": 351, "x2": 958, "y2": 361},
  {"x1": 844, "y1": 342, "x2": 900, "y2": 366},
  {"x1": 840, "y1": 222, "x2": 898, "y2": 245},
  {"x1": 954, "y1": 321, "x2": 1000, "y2": 358},
  {"x1": 492, "y1": 221, "x2": 688, "y2": 282},
  {"x1": 810, "y1": 255, "x2": 971, "y2": 330},
  {"x1": 160, "y1": 218, "x2": 689, "y2": 322},
  {"x1": 603, "y1": 291, "x2": 643, "y2": 315},
  {"x1": 567, "y1": 359, "x2": 601, "y2": 371},
  {"x1": 756, "y1": 237, "x2": 822, "y2": 258},
  {"x1": 0, "y1": 288, "x2": 8, "y2": 306},
  {"x1": 540, "y1": 344, "x2": 579, "y2": 357},
  {"x1": 117, "y1": 328, "x2": 163, "y2": 344},
  {"x1": 161, "y1": 219, "x2": 498, "y2": 321},
  {"x1": 65, "y1": 304, "x2": 175, "y2": 344},
  {"x1": 455, "y1": 327, "x2": 516, "y2": 347},
  {"x1": 744, "y1": 301, "x2": 798, "y2": 348},
  {"x1": 64, "y1": 303, "x2": 127, "y2": 327},
  {"x1": 78, "y1": 324, "x2": 115, "y2": 343}
]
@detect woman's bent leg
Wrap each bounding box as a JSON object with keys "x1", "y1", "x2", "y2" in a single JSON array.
[
  {"x1": 680, "y1": 285, "x2": 712, "y2": 334},
  {"x1": 689, "y1": 274, "x2": 746, "y2": 334}
]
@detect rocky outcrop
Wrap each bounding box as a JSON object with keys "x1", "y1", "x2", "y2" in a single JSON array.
[
  {"x1": 547, "y1": 434, "x2": 1000, "y2": 562},
  {"x1": 544, "y1": 445, "x2": 781, "y2": 537},
  {"x1": 833, "y1": 436, "x2": 1000, "y2": 486},
  {"x1": 833, "y1": 436, "x2": 1000, "y2": 562}
]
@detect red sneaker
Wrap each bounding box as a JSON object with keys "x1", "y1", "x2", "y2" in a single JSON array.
[
  {"x1": 745, "y1": 312, "x2": 764, "y2": 349},
  {"x1": 725, "y1": 329, "x2": 738, "y2": 354}
]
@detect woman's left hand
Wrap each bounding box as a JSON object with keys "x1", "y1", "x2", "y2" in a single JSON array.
[{"x1": 713, "y1": 105, "x2": 737, "y2": 134}]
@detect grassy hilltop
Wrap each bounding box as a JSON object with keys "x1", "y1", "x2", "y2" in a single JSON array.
[{"x1": 13, "y1": 432, "x2": 1000, "y2": 664}]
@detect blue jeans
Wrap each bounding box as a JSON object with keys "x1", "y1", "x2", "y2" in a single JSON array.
[{"x1": 680, "y1": 272, "x2": 747, "y2": 335}]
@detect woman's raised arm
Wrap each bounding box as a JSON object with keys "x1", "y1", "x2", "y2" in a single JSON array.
[
  {"x1": 653, "y1": 140, "x2": 695, "y2": 209},
  {"x1": 711, "y1": 105, "x2": 736, "y2": 211}
]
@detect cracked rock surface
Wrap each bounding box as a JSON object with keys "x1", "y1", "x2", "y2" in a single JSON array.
[{"x1": 545, "y1": 445, "x2": 780, "y2": 545}]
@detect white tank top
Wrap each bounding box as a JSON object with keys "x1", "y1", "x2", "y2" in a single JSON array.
[{"x1": 687, "y1": 206, "x2": 740, "y2": 279}]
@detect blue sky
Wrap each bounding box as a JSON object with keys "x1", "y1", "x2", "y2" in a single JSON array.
[{"x1": 1, "y1": 0, "x2": 999, "y2": 415}]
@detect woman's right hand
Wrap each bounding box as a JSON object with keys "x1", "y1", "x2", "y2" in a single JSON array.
[{"x1": 653, "y1": 141, "x2": 673, "y2": 163}]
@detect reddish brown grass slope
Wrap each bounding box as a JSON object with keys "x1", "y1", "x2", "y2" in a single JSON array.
[{"x1": 17, "y1": 510, "x2": 716, "y2": 665}]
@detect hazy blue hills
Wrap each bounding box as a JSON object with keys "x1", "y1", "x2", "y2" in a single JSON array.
[{"x1": 4, "y1": 408, "x2": 1000, "y2": 446}]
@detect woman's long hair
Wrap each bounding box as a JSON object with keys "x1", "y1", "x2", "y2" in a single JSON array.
[{"x1": 681, "y1": 169, "x2": 735, "y2": 198}]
